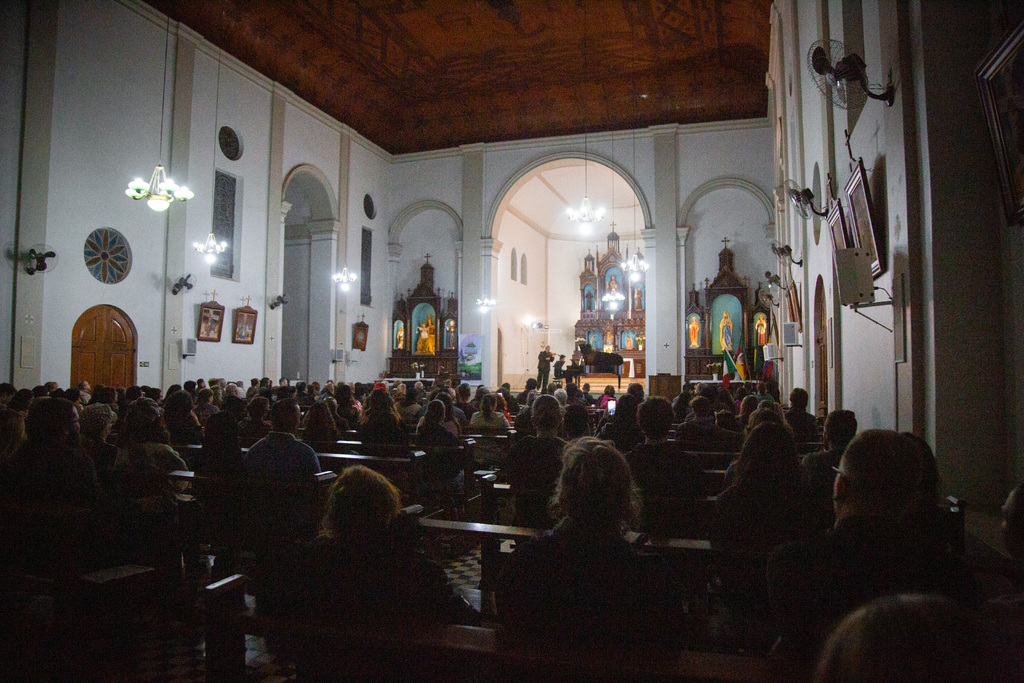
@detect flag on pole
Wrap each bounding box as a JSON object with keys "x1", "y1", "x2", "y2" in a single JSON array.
[
  {"x1": 735, "y1": 349, "x2": 749, "y2": 381},
  {"x1": 723, "y1": 349, "x2": 740, "y2": 388}
]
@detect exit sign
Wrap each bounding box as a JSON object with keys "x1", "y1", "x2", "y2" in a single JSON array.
[{"x1": 139, "y1": 361, "x2": 150, "y2": 367}]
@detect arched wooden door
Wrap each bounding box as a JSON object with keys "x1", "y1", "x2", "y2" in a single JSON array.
[
  {"x1": 813, "y1": 276, "x2": 828, "y2": 418},
  {"x1": 71, "y1": 305, "x2": 137, "y2": 389}
]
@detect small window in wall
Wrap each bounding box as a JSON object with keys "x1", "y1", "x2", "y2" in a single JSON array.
[
  {"x1": 511, "y1": 248, "x2": 518, "y2": 281},
  {"x1": 520, "y1": 254, "x2": 527, "y2": 285},
  {"x1": 211, "y1": 170, "x2": 238, "y2": 279},
  {"x1": 360, "y1": 227, "x2": 372, "y2": 306}
]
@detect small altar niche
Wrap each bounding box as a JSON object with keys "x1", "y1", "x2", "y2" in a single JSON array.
[
  {"x1": 387, "y1": 258, "x2": 458, "y2": 379},
  {"x1": 684, "y1": 240, "x2": 770, "y2": 381}
]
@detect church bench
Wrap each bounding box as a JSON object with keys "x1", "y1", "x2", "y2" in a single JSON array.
[{"x1": 205, "y1": 577, "x2": 810, "y2": 682}]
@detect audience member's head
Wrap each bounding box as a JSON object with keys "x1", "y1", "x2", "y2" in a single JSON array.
[
  {"x1": 270, "y1": 398, "x2": 301, "y2": 434},
  {"x1": 1002, "y1": 481, "x2": 1024, "y2": 562},
  {"x1": 733, "y1": 421, "x2": 800, "y2": 494},
  {"x1": 479, "y1": 393, "x2": 497, "y2": 419},
  {"x1": 524, "y1": 378, "x2": 538, "y2": 393},
  {"x1": 627, "y1": 383, "x2": 645, "y2": 402},
  {"x1": 321, "y1": 465, "x2": 402, "y2": 546},
  {"x1": 0, "y1": 383, "x2": 16, "y2": 405},
  {"x1": 689, "y1": 395, "x2": 712, "y2": 419},
  {"x1": 25, "y1": 397, "x2": 80, "y2": 448},
  {"x1": 163, "y1": 389, "x2": 195, "y2": 425},
  {"x1": 79, "y1": 403, "x2": 116, "y2": 445},
  {"x1": 747, "y1": 405, "x2": 785, "y2": 432},
  {"x1": 738, "y1": 394, "x2": 759, "y2": 423},
  {"x1": 531, "y1": 394, "x2": 562, "y2": 435},
  {"x1": 637, "y1": 397, "x2": 673, "y2": 442},
  {"x1": 247, "y1": 396, "x2": 270, "y2": 423},
  {"x1": 582, "y1": 383, "x2": 591, "y2": 394},
  {"x1": 715, "y1": 410, "x2": 740, "y2": 433},
  {"x1": 361, "y1": 387, "x2": 401, "y2": 426},
  {"x1": 562, "y1": 404, "x2": 591, "y2": 440},
  {"x1": 204, "y1": 410, "x2": 240, "y2": 456},
  {"x1": 557, "y1": 437, "x2": 638, "y2": 534},
  {"x1": 456, "y1": 383, "x2": 471, "y2": 403},
  {"x1": 823, "y1": 410, "x2": 857, "y2": 451},
  {"x1": 0, "y1": 408, "x2": 26, "y2": 460},
  {"x1": 183, "y1": 380, "x2": 197, "y2": 397},
  {"x1": 122, "y1": 398, "x2": 168, "y2": 445},
  {"x1": 10, "y1": 389, "x2": 32, "y2": 414},
  {"x1": 789, "y1": 387, "x2": 809, "y2": 411},
  {"x1": 603, "y1": 385, "x2": 616, "y2": 399},
  {"x1": 423, "y1": 399, "x2": 446, "y2": 429},
  {"x1": 834, "y1": 430, "x2": 921, "y2": 520},
  {"x1": 553, "y1": 387, "x2": 568, "y2": 406},
  {"x1": 814, "y1": 594, "x2": 989, "y2": 683},
  {"x1": 612, "y1": 393, "x2": 639, "y2": 427}
]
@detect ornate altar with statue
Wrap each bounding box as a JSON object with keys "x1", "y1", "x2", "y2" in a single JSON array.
[
  {"x1": 684, "y1": 239, "x2": 771, "y2": 381},
  {"x1": 387, "y1": 258, "x2": 459, "y2": 378},
  {"x1": 573, "y1": 229, "x2": 646, "y2": 378}
]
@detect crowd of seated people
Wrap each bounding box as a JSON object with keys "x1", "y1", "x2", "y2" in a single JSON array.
[{"x1": 2, "y1": 375, "x2": 1024, "y2": 679}]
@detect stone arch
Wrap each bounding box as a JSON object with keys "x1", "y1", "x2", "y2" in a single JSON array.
[
  {"x1": 486, "y1": 151, "x2": 652, "y2": 240},
  {"x1": 389, "y1": 199, "x2": 463, "y2": 245},
  {"x1": 282, "y1": 163, "x2": 338, "y2": 224},
  {"x1": 679, "y1": 176, "x2": 774, "y2": 231}
]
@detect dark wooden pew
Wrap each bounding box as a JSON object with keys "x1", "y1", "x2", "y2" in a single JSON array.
[{"x1": 205, "y1": 554, "x2": 811, "y2": 682}]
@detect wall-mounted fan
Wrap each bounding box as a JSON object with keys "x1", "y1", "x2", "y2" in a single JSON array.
[
  {"x1": 784, "y1": 180, "x2": 827, "y2": 218},
  {"x1": 808, "y1": 39, "x2": 894, "y2": 109},
  {"x1": 25, "y1": 244, "x2": 58, "y2": 275}
]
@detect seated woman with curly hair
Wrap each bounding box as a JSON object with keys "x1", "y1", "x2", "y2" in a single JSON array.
[
  {"x1": 259, "y1": 466, "x2": 475, "y2": 628},
  {"x1": 497, "y1": 437, "x2": 684, "y2": 645}
]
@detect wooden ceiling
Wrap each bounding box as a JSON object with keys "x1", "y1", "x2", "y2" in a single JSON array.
[{"x1": 147, "y1": 0, "x2": 772, "y2": 155}]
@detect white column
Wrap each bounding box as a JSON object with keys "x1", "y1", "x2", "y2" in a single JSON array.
[
  {"x1": 651, "y1": 124, "x2": 680, "y2": 374},
  {"x1": 263, "y1": 87, "x2": 287, "y2": 380},
  {"x1": 308, "y1": 228, "x2": 337, "y2": 384},
  {"x1": 460, "y1": 145, "x2": 485, "y2": 378},
  {"x1": 479, "y1": 237, "x2": 502, "y2": 385},
  {"x1": 676, "y1": 226, "x2": 690, "y2": 378},
  {"x1": 333, "y1": 132, "x2": 351, "y2": 383},
  {"x1": 642, "y1": 230, "x2": 658, "y2": 374}
]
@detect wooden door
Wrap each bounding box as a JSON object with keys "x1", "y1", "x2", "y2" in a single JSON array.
[
  {"x1": 813, "y1": 277, "x2": 828, "y2": 417},
  {"x1": 496, "y1": 326, "x2": 503, "y2": 387},
  {"x1": 71, "y1": 305, "x2": 137, "y2": 389}
]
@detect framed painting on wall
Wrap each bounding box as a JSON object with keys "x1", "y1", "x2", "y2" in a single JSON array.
[
  {"x1": 827, "y1": 197, "x2": 851, "y2": 254},
  {"x1": 232, "y1": 305, "x2": 257, "y2": 345},
  {"x1": 352, "y1": 320, "x2": 369, "y2": 352},
  {"x1": 197, "y1": 300, "x2": 225, "y2": 342},
  {"x1": 977, "y1": 18, "x2": 1024, "y2": 225},
  {"x1": 845, "y1": 158, "x2": 886, "y2": 278}
]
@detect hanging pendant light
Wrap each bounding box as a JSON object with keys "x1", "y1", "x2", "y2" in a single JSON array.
[
  {"x1": 333, "y1": 267, "x2": 359, "y2": 292},
  {"x1": 622, "y1": 98, "x2": 649, "y2": 278},
  {"x1": 126, "y1": 16, "x2": 193, "y2": 210},
  {"x1": 194, "y1": 232, "x2": 227, "y2": 263},
  {"x1": 567, "y1": 1, "x2": 604, "y2": 232}
]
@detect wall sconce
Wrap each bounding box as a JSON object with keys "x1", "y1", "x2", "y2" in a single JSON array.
[
  {"x1": 269, "y1": 294, "x2": 288, "y2": 310},
  {"x1": 25, "y1": 247, "x2": 57, "y2": 275},
  {"x1": 171, "y1": 274, "x2": 193, "y2": 295},
  {"x1": 332, "y1": 267, "x2": 358, "y2": 292}
]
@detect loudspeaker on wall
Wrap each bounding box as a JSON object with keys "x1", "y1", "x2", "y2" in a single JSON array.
[{"x1": 835, "y1": 248, "x2": 875, "y2": 306}]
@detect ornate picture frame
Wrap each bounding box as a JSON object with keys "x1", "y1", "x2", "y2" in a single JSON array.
[
  {"x1": 845, "y1": 158, "x2": 886, "y2": 278},
  {"x1": 352, "y1": 320, "x2": 369, "y2": 351},
  {"x1": 977, "y1": 18, "x2": 1024, "y2": 225},
  {"x1": 827, "y1": 196, "x2": 851, "y2": 254},
  {"x1": 197, "y1": 300, "x2": 225, "y2": 342},
  {"x1": 232, "y1": 305, "x2": 257, "y2": 345}
]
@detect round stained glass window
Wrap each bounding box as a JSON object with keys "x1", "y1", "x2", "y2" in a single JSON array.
[
  {"x1": 219, "y1": 126, "x2": 242, "y2": 161},
  {"x1": 84, "y1": 227, "x2": 132, "y2": 285}
]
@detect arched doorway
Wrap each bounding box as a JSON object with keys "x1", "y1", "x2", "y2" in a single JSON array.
[
  {"x1": 281, "y1": 165, "x2": 338, "y2": 382},
  {"x1": 813, "y1": 276, "x2": 828, "y2": 417},
  {"x1": 496, "y1": 325, "x2": 504, "y2": 386},
  {"x1": 71, "y1": 305, "x2": 137, "y2": 389}
]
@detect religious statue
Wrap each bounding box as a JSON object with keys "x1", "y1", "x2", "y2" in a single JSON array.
[
  {"x1": 633, "y1": 287, "x2": 643, "y2": 310},
  {"x1": 584, "y1": 290, "x2": 594, "y2": 311},
  {"x1": 416, "y1": 315, "x2": 436, "y2": 355},
  {"x1": 688, "y1": 315, "x2": 700, "y2": 348},
  {"x1": 755, "y1": 314, "x2": 767, "y2": 346},
  {"x1": 719, "y1": 310, "x2": 734, "y2": 352},
  {"x1": 395, "y1": 322, "x2": 405, "y2": 350},
  {"x1": 445, "y1": 319, "x2": 456, "y2": 349},
  {"x1": 625, "y1": 334, "x2": 634, "y2": 350},
  {"x1": 607, "y1": 274, "x2": 620, "y2": 293}
]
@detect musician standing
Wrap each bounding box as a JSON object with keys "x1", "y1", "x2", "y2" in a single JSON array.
[{"x1": 537, "y1": 345, "x2": 555, "y2": 390}]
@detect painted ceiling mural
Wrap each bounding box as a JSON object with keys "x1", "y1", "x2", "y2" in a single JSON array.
[{"x1": 147, "y1": 0, "x2": 771, "y2": 154}]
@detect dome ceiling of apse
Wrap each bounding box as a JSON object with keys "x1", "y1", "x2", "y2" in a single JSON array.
[{"x1": 145, "y1": 0, "x2": 771, "y2": 155}]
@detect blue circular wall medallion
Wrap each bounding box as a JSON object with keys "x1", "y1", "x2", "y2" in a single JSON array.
[{"x1": 84, "y1": 227, "x2": 132, "y2": 284}]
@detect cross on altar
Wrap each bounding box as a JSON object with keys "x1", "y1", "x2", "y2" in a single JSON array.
[
  {"x1": 244, "y1": 296, "x2": 251, "y2": 307},
  {"x1": 203, "y1": 291, "x2": 217, "y2": 302},
  {"x1": 424, "y1": 253, "x2": 431, "y2": 262},
  {"x1": 721, "y1": 237, "x2": 730, "y2": 249}
]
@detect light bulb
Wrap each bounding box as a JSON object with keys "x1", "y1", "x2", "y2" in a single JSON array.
[
  {"x1": 147, "y1": 197, "x2": 170, "y2": 211},
  {"x1": 205, "y1": 253, "x2": 216, "y2": 264},
  {"x1": 630, "y1": 271, "x2": 640, "y2": 282},
  {"x1": 341, "y1": 282, "x2": 350, "y2": 292}
]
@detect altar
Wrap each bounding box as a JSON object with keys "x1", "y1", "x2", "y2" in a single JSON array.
[
  {"x1": 386, "y1": 258, "x2": 460, "y2": 380},
  {"x1": 573, "y1": 228, "x2": 646, "y2": 377}
]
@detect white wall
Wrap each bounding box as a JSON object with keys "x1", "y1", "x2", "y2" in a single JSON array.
[{"x1": 0, "y1": 0, "x2": 27, "y2": 382}]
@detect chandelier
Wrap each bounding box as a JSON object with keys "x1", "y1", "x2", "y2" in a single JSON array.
[
  {"x1": 333, "y1": 267, "x2": 358, "y2": 291},
  {"x1": 602, "y1": 290, "x2": 625, "y2": 311},
  {"x1": 476, "y1": 297, "x2": 496, "y2": 313},
  {"x1": 194, "y1": 233, "x2": 227, "y2": 263},
  {"x1": 621, "y1": 99, "x2": 649, "y2": 279},
  {"x1": 125, "y1": 18, "x2": 193, "y2": 211},
  {"x1": 567, "y1": 1, "x2": 604, "y2": 232}
]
